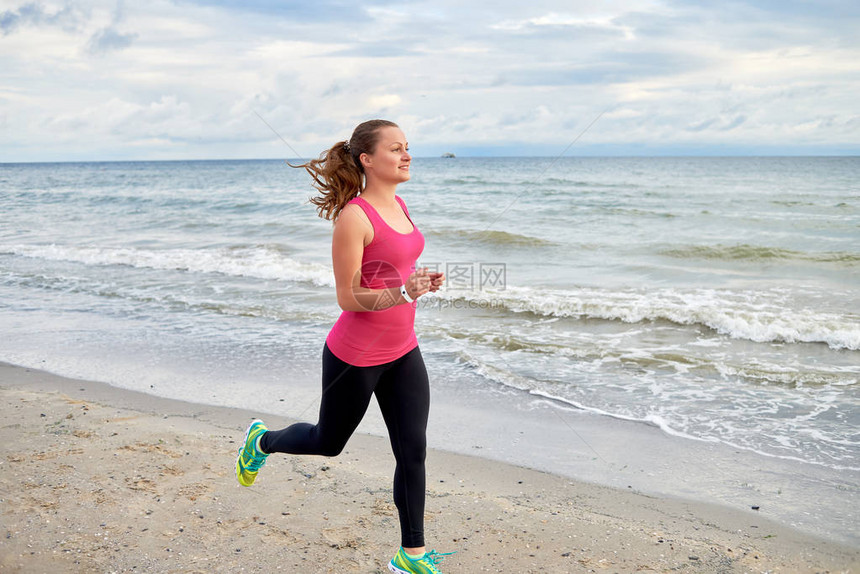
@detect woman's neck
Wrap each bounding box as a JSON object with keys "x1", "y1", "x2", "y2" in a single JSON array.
[{"x1": 360, "y1": 183, "x2": 398, "y2": 206}]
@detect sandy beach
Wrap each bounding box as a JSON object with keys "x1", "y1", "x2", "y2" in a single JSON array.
[{"x1": 1, "y1": 362, "x2": 857, "y2": 574}]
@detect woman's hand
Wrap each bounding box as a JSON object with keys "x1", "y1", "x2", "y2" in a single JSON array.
[
  {"x1": 427, "y1": 270, "x2": 445, "y2": 293},
  {"x1": 401, "y1": 268, "x2": 445, "y2": 304},
  {"x1": 405, "y1": 267, "x2": 433, "y2": 300}
]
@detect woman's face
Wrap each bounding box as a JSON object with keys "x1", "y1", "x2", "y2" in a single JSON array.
[{"x1": 362, "y1": 126, "x2": 411, "y2": 185}]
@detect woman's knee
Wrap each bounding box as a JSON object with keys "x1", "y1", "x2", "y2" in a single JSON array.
[
  {"x1": 394, "y1": 435, "x2": 426, "y2": 465},
  {"x1": 320, "y1": 445, "x2": 343, "y2": 457},
  {"x1": 317, "y1": 436, "x2": 349, "y2": 457}
]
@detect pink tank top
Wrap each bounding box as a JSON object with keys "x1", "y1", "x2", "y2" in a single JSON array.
[{"x1": 325, "y1": 195, "x2": 425, "y2": 366}]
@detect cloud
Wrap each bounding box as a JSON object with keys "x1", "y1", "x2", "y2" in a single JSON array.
[
  {"x1": 721, "y1": 115, "x2": 747, "y2": 131},
  {"x1": 177, "y1": 0, "x2": 370, "y2": 22},
  {"x1": 686, "y1": 118, "x2": 717, "y2": 132},
  {"x1": 87, "y1": 26, "x2": 137, "y2": 53},
  {"x1": 87, "y1": 0, "x2": 137, "y2": 54},
  {"x1": 367, "y1": 94, "x2": 402, "y2": 109},
  {"x1": 685, "y1": 114, "x2": 747, "y2": 133},
  {"x1": 0, "y1": 2, "x2": 83, "y2": 35},
  {"x1": 492, "y1": 12, "x2": 636, "y2": 40},
  {"x1": 1, "y1": 0, "x2": 858, "y2": 161}
]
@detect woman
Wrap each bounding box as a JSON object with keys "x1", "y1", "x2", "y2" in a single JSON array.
[{"x1": 235, "y1": 119, "x2": 450, "y2": 574}]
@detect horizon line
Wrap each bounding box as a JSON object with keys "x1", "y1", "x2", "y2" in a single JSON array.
[{"x1": 3, "y1": 153, "x2": 859, "y2": 165}]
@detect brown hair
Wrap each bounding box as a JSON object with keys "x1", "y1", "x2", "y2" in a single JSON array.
[{"x1": 295, "y1": 119, "x2": 399, "y2": 221}]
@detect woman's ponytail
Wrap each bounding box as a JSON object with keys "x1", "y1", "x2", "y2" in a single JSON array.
[{"x1": 294, "y1": 119, "x2": 399, "y2": 221}]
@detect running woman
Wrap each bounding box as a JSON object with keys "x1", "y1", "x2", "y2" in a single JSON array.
[{"x1": 235, "y1": 119, "x2": 452, "y2": 574}]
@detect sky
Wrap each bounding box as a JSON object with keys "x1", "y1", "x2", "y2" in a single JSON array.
[{"x1": 1, "y1": 0, "x2": 859, "y2": 161}]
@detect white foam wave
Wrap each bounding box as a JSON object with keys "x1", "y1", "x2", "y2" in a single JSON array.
[
  {"x1": 527, "y1": 389, "x2": 720, "y2": 443},
  {"x1": 7, "y1": 243, "x2": 859, "y2": 350},
  {"x1": 1, "y1": 243, "x2": 335, "y2": 287},
  {"x1": 437, "y1": 286, "x2": 860, "y2": 350},
  {"x1": 464, "y1": 353, "x2": 859, "y2": 471},
  {"x1": 463, "y1": 352, "x2": 716, "y2": 442}
]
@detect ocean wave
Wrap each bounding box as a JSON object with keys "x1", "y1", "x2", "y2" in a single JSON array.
[
  {"x1": 0, "y1": 267, "x2": 337, "y2": 326},
  {"x1": 605, "y1": 207, "x2": 677, "y2": 218},
  {"x1": 714, "y1": 363, "x2": 857, "y2": 388},
  {"x1": 427, "y1": 228, "x2": 555, "y2": 247},
  {"x1": 433, "y1": 323, "x2": 857, "y2": 388},
  {"x1": 441, "y1": 176, "x2": 490, "y2": 185},
  {"x1": 0, "y1": 243, "x2": 335, "y2": 287},
  {"x1": 527, "y1": 389, "x2": 719, "y2": 444},
  {"x1": 539, "y1": 178, "x2": 637, "y2": 189},
  {"x1": 432, "y1": 286, "x2": 860, "y2": 350},
  {"x1": 661, "y1": 243, "x2": 860, "y2": 264},
  {"x1": 459, "y1": 352, "x2": 859, "y2": 471}
]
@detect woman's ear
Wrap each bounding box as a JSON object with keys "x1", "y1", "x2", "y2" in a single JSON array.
[{"x1": 359, "y1": 153, "x2": 372, "y2": 170}]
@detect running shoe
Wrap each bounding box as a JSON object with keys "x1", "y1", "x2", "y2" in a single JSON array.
[
  {"x1": 235, "y1": 419, "x2": 269, "y2": 487},
  {"x1": 388, "y1": 547, "x2": 455, "y2": 574}
]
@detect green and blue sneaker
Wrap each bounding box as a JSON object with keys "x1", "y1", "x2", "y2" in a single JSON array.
[
  {"x1": 235, "y1": 419, "x2": 269, "y2": 487},
  {"x1": 388, "y1": 547, "x2": 455, "y2": 574}
]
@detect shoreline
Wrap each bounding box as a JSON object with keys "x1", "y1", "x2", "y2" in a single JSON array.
[
  {"x1": 1, "y1": 361, "x2": 858, "y2": 573},
  {"x1": 8, "y1": 340, "x2": 856, "y2": 548}
]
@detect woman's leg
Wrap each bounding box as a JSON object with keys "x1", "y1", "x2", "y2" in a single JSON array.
[
  {"x1": 374, "y1": 346, "x2": 430, "y2": 550},
  {"x1": 261, "y1": 345, "x2": 381, "y2": 456}
]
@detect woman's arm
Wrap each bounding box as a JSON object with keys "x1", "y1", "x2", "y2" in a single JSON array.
[{"x1": 331, "y1": 205, "x2": 430, "y2": 311}]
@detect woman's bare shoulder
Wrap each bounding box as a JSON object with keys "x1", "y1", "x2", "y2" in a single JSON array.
[{"x1": 334, "y1": 202, "x2": 373, "y2": 245}]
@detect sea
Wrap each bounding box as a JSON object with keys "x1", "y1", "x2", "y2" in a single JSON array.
[{"x1": 1, "y1": 157, "x2": 858, "y2": 544}]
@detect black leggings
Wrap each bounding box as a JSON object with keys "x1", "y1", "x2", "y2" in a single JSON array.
[{"x1": 260, "y1": 344, "x2": 430, "y2": 548}]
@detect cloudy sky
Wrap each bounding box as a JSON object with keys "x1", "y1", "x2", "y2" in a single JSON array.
[{"x1": 1, "y1": 0, "x2": 858, "y2": 161}]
